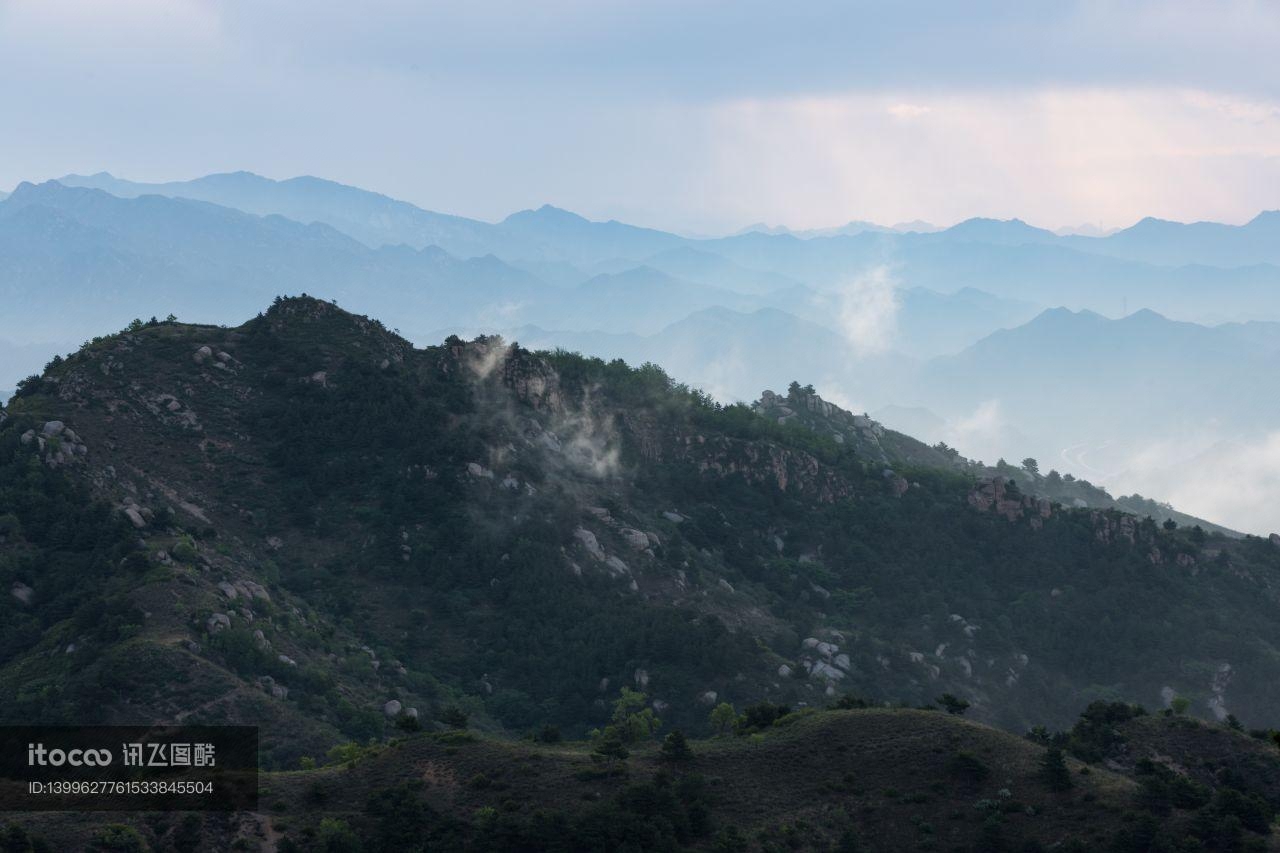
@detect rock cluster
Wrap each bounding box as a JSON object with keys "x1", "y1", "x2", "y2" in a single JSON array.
[
  {"x1": 967, "y1": 477, "x2": 1052, "y2": 526},
  {"x1": 798, "y1": 634, "x2": 853, "y2": 694},
  {"x1": 10, "y1": 582, "x2": 34, "y2": 606},
  {"x1": 218, "y1": 579, "x2": 271, "y2": 602},
  {"x1": 881, "y1": 468, "x2": 910, "y2": 498},
  {"x1": 20, "y1": 420, "x2": 88, "y2": 468},
  {"x1": 1090, "y1": 511, "x2": 1144, "y2": 545},
  {"x1": 753, "y1": 387, "x2": 888, "y2": 461},
  {"x1": 633, "y1": 426, "x2": 857, "y2": 504}
]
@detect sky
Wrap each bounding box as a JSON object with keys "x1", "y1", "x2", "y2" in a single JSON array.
[{"x1": 1, "y1": 0, "x2": 1279, "y2": 233}]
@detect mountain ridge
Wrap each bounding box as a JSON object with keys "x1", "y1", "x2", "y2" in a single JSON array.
[{"x1": 5, "y1": 296, "x2": 1279, "y2": 759}]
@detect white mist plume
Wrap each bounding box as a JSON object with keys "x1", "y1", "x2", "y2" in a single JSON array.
[
  {"x1": 1116, "y1": 432, "x2": 1280, "y2": 535},
  {"x1": 942, "y1": 399, "x2": 1013, "y2": 465},
  {"x1": 558, "y1": 402, "x2": 622, "y2": 479},
  {"x1": 464, "y1": 336, "x2": 511, "y2": 381},
  {"x1": 836, "y1": 264, "x2": 899, "y2": 356}
]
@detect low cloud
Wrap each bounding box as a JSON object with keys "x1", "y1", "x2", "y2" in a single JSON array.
[
  {"x1": 942, "y1": 399, "x2": 1011, "y2": 465},
  {"x1": 1114, "y1": 432, "x2": 1280, "y2": 535},
  {"x1": 836, "y1": 264, "x2": 899, "y2": 356}
]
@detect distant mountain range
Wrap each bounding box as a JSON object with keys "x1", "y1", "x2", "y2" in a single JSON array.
[
  {"x1": 6, "y1": 170, "x2": 1280, "y2": 531},
  {"x1": 54, "y1": 171, "x2": 686, "y2": 266},
  {"x1": 0, "y1": 178, "x2": 1037, "y2": 358},
  {"x1": 919, "y1": 307, "x2": 1280, "y2": 440},
  {"x1": 733, "y1": 219, "x2": 942, "y2": 237},
  {"x1": 53, "y1": 170, "x2": 1280, "y2": 278},
  {"x1": 1061, "y1": 212, "x2": 1280, "y2": 267}
]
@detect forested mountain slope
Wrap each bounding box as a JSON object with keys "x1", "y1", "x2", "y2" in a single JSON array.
[{"x1": 4, "y1": 297, "x2": 1280, "y2": 772}]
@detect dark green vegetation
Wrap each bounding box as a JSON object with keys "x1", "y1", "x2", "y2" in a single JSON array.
[
  {"x1": 3, "y1": 297, "x2": 1280, "y2": 848},
  {"x1": 11, "y1": 705, "x2": 1280, "y2": 851}
]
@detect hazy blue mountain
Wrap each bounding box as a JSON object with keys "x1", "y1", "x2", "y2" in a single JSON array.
[
  {"x1": 704, "y1": 230, "x2": 1280, "y2": 321},
  {"x1": 733, "y1": 219, "x2": 942, "y2": 237},
  {"x1": 733, "y1": 222, "x2": 802, "y2": 236},
  {"x1": 929, "y1": 216, "x2": 1060, "y2": 246},
  {"x1": 907, "y1": 309, "x2": 1280, "y2": 481},
  {"x1": 734, "y1": 219, "x2": 895, "y2": 238},
  {"x1": 53, "y1": 171, "x2": 1280, "y2": 320},
  {"x1": 870, "y1": 404, "x2": 948, "y2": 442},
  {"x1": 891, "y1": 219, "x2": 943, "y2": 233},
  {"x1": 1053, "y1": 223, "x2": 1119, "y2": 238},
  {"x1": 551, "y1": 266, "x2": 760, "y2": 334},
  {"x1": 640, "y1": 305, "x2": 882, "y2": 400},
  {"x1": 447, "y1": 304, "x2": 913, "y2": 408},
  {"x1": 638, "y1": 245, "x2": 803, "y2": 294},
  {"x1": 57, "y1": 170, "x2": 497, "y2": 255},
  {"x1": 893, "y1": 286, "x2": 1041, "y2": 357},
  {"x1": 1, "y1": 185, "x2": 816, "y2": 386},
  {"x1": 1215, "y1": 319, "x2": 1280, "y2": 354},
  {"x1": 494, "y1": 204, "x2": 686, "y2": 265},
  {"x1": 430, "y1": 279, "x2": 1033, "y2": 401},
  {"x1": 58, "y1": 172, "x2": 689, "y2": 266},
  {"x1": 1067, "y1": 211, "x2": 1280, "y2": 267},
  {"x1": 0, "y1": 181, "x2": 552, "y2": 344},
  {"x1": 502, "y1": 258, "x2": 593, "y2": 288},
  {"x1": 921, "y1": 308, "x2": 1280, "y2": 428},
  {"x1": 497, "y1": 258, "x2": 1037, "y2": 358}
]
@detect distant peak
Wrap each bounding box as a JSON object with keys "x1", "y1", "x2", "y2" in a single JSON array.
[
  {"x1": 1032, "y1": 306, "x2": 1105, "y2": 324},
  {"x1": 1128, "y1": 215, "x2": 1179, "y2": 229},
  {"x1": 502, "y1": 204, "x2": 589, "y2": 226},
  {"x1": 198, "y1": 170, "x2": 273, "y2": 185},
  {"x1": 1123, "y1": 307, "x2": 1166, "y2": 322},
  {"x1": 9, "y1": 179, "x2": 78, "y2": 199}
]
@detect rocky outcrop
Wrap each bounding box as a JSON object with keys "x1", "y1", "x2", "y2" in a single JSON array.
[
  {"x1": 625, "y1": 414, "x2": 859, "y2": 504},
  {"x1": 883, "y1": 469, "x2": 909, "y2": 498},
  {"x1": 445, "y1": 337, "x2": 565, "y2": 413},
  {"x1": 573, "y1": 527, "x2": 605, "y2": 561},
  {"x1": 753, "y1": 387, "x2": 889, "y2": 463},
  {"x1": 1091, "y1": 511, "x2": 1144, "y2": 546},
  {"x1": 19, "y1": 420, "x2": 88, "y2": 468},
  {"x1": 10, "y1": 582, "x2": 34, "y2": 606},
  {"x1": 799, "y1": 634, "x2": 852, "y2": 687},
  {"x1": 967, "y1": 477, "x2": 1053, "y2": 526}
]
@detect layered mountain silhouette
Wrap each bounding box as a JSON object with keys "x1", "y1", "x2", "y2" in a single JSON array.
[{"x1": 6, "y1": 171, "x2": 1280, "y2": 532}]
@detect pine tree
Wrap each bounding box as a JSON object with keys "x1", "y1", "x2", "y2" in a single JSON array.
[
  {"x1": 661, "y1": 730, "x2": 694, "y2": 761},
  {"x1": 1039, "y1": 746, "x2": 1073, "y2": 791}
]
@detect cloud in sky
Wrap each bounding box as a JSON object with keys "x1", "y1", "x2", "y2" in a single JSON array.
[
  {"x1": 701, "y1": 88, "x2": 1280, "y2": 230},
  {"x1": 1, "y1": 1, "x2": 1278, "y2": 232}
]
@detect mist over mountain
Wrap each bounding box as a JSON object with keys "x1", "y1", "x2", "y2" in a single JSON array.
[{"x1": 5, "y1": 172, "x2": 1280, "y2": 533}]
